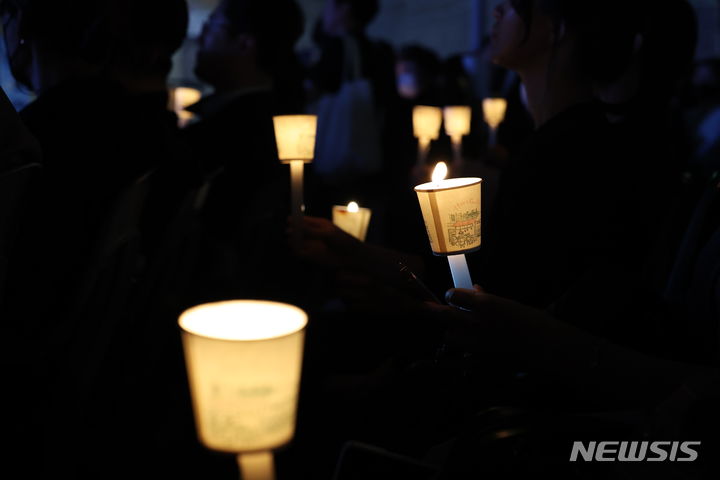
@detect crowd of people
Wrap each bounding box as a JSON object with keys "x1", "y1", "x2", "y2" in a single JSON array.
[{"x1": 0, "y1": 0, "x2": 718, "y2": 478}]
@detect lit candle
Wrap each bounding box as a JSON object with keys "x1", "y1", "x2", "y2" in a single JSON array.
[
  {"x1": 482, "y1": 98, "x2": 507, "y2": 148},
  {"x1": 170, "y1": 87, "x2": 202, "y2": 128},
  {"x1": 332, "y1": 201, "x2": 372, "y2": 242},
  {"x1": 273, "y1": 115, "x2": 317, "y2": 246},
  {"x1": 179, "y1": 300, "x2": 308, "y2": 480},
  {"x1": 413, "y1": 105, "x2": 443, "y2": 166},
  {"x1": 443, "y1": 106, "x2": 472, "y2": 166},
  {"x1": 414, "y1": 162, "x2": 482, "y2": 289}
]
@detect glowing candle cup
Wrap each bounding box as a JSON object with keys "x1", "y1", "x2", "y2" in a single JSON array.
[
  {"x1": 414, "y1": 162, "x2": 482, "y2": 289},
  {"x1": 170, "y1": 87, "x2": 202, "y2": 128},
  {"x1": 413, "y1": 106, "x2": 443, "y2": 166},
  {"x1": 482, "y1": 98, "x2": 507, "y2": 147},
  {"x1": 273, "y1": 115, "x2": 317, "y2": 246},
  {"x1": 333, "y1": 201, "x2": 372, "y2": 242},
  {"x1": 179, "y1": 301, "x2": 308, "y2": 480},
  {"x1": 443, "y1": 106, "x2": 472, "y2": 166}
]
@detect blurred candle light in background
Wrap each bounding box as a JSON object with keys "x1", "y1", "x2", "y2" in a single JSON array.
[
  {"x1": 273, "y1": 115, "x2": 317, "y2": 247},
  {"x1": 413, "y1": 106, "x2": 443, "y2": 166},
  {"x1": 443, "y1": 106, "x2": 472, "y2": 166},
  {"x1": 482, "y1": 98, "x2": 507, "y2": 148},
  {"x1": 332, "y1": 201, "x2": 372, "y2": 242},
  {"x1": 170, "y1": 87, "x2": 202, "y2": 128},
  {"x1": 179, "y1": 300, "x2": 308, "y2": 480}
]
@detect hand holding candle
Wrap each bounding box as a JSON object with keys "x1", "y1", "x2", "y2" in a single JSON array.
[
  {"x1": 413, "y1": 105, "x2": 443, "y2": 166},
  {"x1": 332, "y1": 201, "x2": 372, "y2": 242},
  {"x1": 415, "y1": 162, "x2": 482, "y2": 289}
]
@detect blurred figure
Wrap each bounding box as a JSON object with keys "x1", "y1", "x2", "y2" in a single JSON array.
[
  {"x1": 306, "y1": 0, "x2": 397, "y2": 224},
  {"x1": 393, "y1": 44, "x2": 447, "y2": 177},
  {"x1": 591, "y1": 0, "x2": 700, "y2": 331},
  {"x1": 691, "y1": 58, "x2": 720, "y2": 105},
  {"x1": 0, "y1": 86, "x2": 39, "y2": 171},
  {"x1": 684, "y1": 58, "x2": 720, "y2": 174},
  {"x1": 183, "y1": 0, "x2": 305, "y2": 301},
  {"x1": 395, "y1": 45, "x2": 442, "y2": 104},
  {"x1": 476, "y1": 0, "x2": 692, "y2": 326},
  {"x1": 0, "y1": 0, "x2": 211, "y2": 477}
]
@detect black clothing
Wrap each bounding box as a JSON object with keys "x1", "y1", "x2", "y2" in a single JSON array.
[
  {"x1": 478, "y1": 102, "x2": 666, "y2": 312},
  {"x1": 183, "y1": 90, "x2": 292, "y2": 301}
]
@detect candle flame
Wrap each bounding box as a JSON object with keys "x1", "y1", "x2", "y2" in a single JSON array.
[
  {"x1": 432, "y1": 162, "x2": 448, "y2": 183},
  {"x1": 347, "y1": 201, "x2": 359, "y2": 213}
]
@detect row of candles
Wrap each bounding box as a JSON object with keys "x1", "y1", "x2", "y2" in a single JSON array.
[{"x1": 174, "y1": 97, "x2": 508, "y2": 480}]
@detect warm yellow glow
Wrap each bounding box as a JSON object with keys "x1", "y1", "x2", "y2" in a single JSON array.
[
  {"x1": 173, "y1": 87, "x2": 202, "y2": 111},
  {"x1": 444, "y1": 106, "x2": 472, "y2": 138},
  {"x1": 179, "y1": 300, "x2": 308, "y2": 453},
  {"x1": 273, "y1": 115, "x2": 317, "y2": 163},
  {"x1": 413, "y1": 105, "x2": 443, "y2": 140},
  {"x1": 333, "y1": 203, "x2": 372, "y2": 242},
  {"x1": 414, "y1": 177, "x2": 482, "y2": 255},
  {"x1": 179, "y1": 301, "x2": 307, "y2": 341},
  {"x1": 482, "y1": 98, "x2": 508, "y2": 130},
  {"x1": 432, "y1": 162, "x2": 449, "y2": 183},
  {"x1": 238, "y1": 452, "x2": 275, "y2": 480}
]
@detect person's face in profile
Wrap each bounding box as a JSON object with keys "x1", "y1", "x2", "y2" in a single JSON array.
[{"x1": 489, "y1": 0, "x2": 553, "y2": 73}]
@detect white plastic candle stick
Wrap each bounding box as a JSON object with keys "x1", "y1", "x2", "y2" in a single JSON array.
[
  {"x1": 451, "y1": 137, "x2": 463, "y2": 166},
  {"x1": 238, "y1": 452, "x2": 275, "y2": 480},
  {"x1": 488, "y1": 127, "x2": 498, "y2": 148},
  {"x1": 448, "y1": 254, "x2": 473, "y2": 289},
  {"x1": 290, "y1": 160, "x2": 304, "y2": 244},
  {"x1": 272, "y1": 115, "x2": 317, "y2": 247}
]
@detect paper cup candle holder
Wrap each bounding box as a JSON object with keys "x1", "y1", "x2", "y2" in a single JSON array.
[
  {"x1": 179, "y1": 300, "x2": 308, "y2": 480},
  {"x1": 415, "y1": 162, "x2": 482, "y2": 289},
  {"x1": 332, "y1": 201, "x2": 372, "y2": 242}
]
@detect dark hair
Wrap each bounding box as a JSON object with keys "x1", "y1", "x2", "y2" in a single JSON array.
[
  {"x1": 336, "y1": 0, "x2": 379, "y2": 29},
  {"x1": 508, "y1": 0, "x2": 644, "y2": 84},
  {"x1": 220, "y1": 0, "x2": 304, "y2": 76},
  {"x1": 398, "y1": 45, "x2": 441, "y2": 78},
  {"x1": 2, "y1": 0, "x2": 188, "y2": 75},
  {"x1": 638, "y1": 0, "x2": 697, "y2": 93},
  {"x1": 123, "y1": 0, "x2": 188, "y2": 76}
]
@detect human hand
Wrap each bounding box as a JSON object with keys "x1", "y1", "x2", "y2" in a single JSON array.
[{"x1": 288, "y1": 215, "x2": 363, "y2": 268}]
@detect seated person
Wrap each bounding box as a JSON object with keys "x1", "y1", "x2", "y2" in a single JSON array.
[{"x1": 182, "y1": 0, "x2": 306, "y2": 302}]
